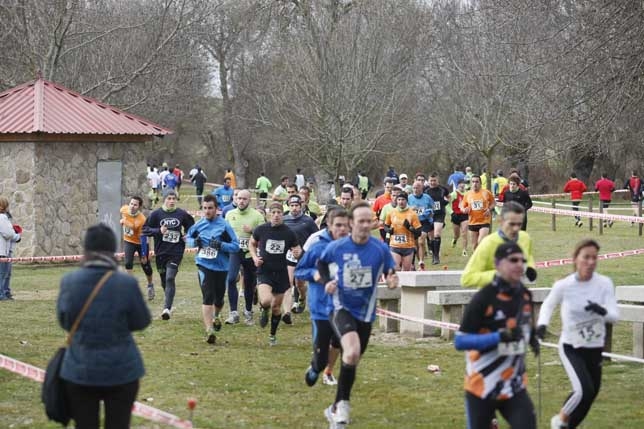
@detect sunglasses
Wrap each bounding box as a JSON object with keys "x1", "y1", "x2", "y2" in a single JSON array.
[{"x1": 507, "y1": 257, "x2": 527, "y2": 263}]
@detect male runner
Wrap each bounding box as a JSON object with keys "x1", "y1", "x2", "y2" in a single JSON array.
[
  {"x1": 273, "y1": 175, "x2": 290, "y2": 202},
  {"x1": 186, "y1": 195, "x2": 239, "y2": 343},
  {"x1": 425, "y1": 173, "x2": 451, "y2": 265},
  {"x1": 317, "y1": 201, "x2": 398, "y2": 427},
  {"x1": 595, "y1": 173, "x2": 615, "y2": 228},
  {"x1": 408, "y1": 180, "x2": 434, "y2": 270},
  {"x1": 372, "y1": 179, "x2": 394, "y2": 241},
  {"x1": 296, "y1": 208, "x2": 350, "y2": 387},
  {"x1": 255, "y1": 172, "x2": 272, "y2": 203},
  {"x1": 120, "y1": 196, "x2": 155, "y2": 300},
  {"x1": 213, "y1": 177, "x2": 234, "y2": 209},
  {"x1": 450, "y1": 180, "x2": 469, "y2": 256},
  {"x1": 143, "y1": 191, "x2": 195, "y2": 319},
  {"x1": 225, "y1": 190, "x2": 266, "y2": 325},
  {"x1": 384, "y1": 192, "x2": 422, "y2": 271},
  {"x1": 500, "y1": 176, "x2": 532, "y2": 231},
  {"x1": 563, "y1": 173, "x2": 587, "y2": 227},
  {"x1": 398, "y1": 174, "x2": 412, "y2": 193},
  {"x1": 249, "y1": 202, "x2": 302, "y2": 345},
  {"x1": 461, "y1": 175, "x2": 496, "y2": 251},
  {"x1": 624, "y1": 171, "x2": 642, "y2": 223}
]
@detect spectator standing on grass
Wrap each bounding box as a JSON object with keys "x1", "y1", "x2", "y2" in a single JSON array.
[
  {"x1": 594, "y1": 173, "x2": 615, "y2": 228},
  {"x1": 536, "y1": 239, "x2": 619, "y2": 429},
  {"x1": 57, "y1": 224, "x2": 150, "y2": 429},
  {"x1": 0, "y1": 197, "x2": 21, "y2": 301},
  {"x1": 563, "y1": 172, "x2": 587, "y2": 227}
]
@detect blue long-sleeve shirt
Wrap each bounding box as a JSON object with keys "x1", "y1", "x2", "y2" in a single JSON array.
[
  {"x1": 295, "y1": 229, "x2": 333, "y2": 320},
  {"x1": 186, "y1": 216, "x2": 239, "y2": 272}
]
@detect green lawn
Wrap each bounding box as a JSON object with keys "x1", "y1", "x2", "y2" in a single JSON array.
[{"x1": 1, "y1": 211, "x2": 644, "y2": 428}]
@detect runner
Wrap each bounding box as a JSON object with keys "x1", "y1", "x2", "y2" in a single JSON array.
[
  {"x1": 317, "y1": 201, "x2": 399, "y2": 427},
  {"x1": 295, "y1": 168, "x2": 306, "y2": 190},
  {"x1": 213, "y1": 177, "x2": 234, "y2": 209},
  {"x1": 499, "y1": 176, "x2": 532, "y2": 231},
  {"x1": 408, "y1": 180, "x2": 434, "y2": 270},
  {"x1": 454, "y1": 242, "x2": 539, "y2": 429},
  {"x1": 221, "y1": 188, "x2": 240, "y2": 218},
  {"x1": 461, "y1": 175, "x2": 495, "y2": 251},
  {"x1": 461, "y1": 201, "x2": 537, "y2": 288},
  {"x1": 249, "y1": 202, "x2": 302, "y2": 345},
  {"x1": 372, "y1": 179, "x2": 394, "y2": 241},
  {"x1": 425, "y1": 172, "x2": 451, "y2": 265},
  {"x1": 224, "y1": 168, "x2": 237, "y2": 188},
  {"x1": 162, "y1": 167, "x2": 179, "y2": 198},
  {"x1": 143, "y1": 191, "x2": 195, "y2": 320},
  {"x1": 449, "y1": 180, "x2": 469, "y2": 256},
  {"x1": 536, "y1": 239, "x2": 619, "y2": 429},
  {"x1": 355, "y1": 171, "x2": 372, "y2": 200},
  {"x1": 191, "y1": 167, "x2": 208, "y2": 209},
  {"x1": 398, "y1": 174, "x2": 412, "y2": 194},
  {"x1": 384, "y1": 192, "x2": 422, "y2": 271},
  {"x1": 299, "y1": 186, "x2": 322, "y2": 220},
  {"x1": 447, "y1": 166, "x2": 465, "y2": 191},
  {"x1": 146, "y1": 165, "x2": 160, "y2": 206},
  {"x1": 186, "y1": 195, "x2": 239, "y2": 343},
  {"x1": 273, "y1": 175, "x2": 290, "y2": 202},
  {"x1": 563, "y1": 173, "x2": 587, "y2": 227},
  {"x1": 594, "y1": 173, "x2": 615, "y2": 228},
  {"x1": 119, "y1": 196, "x2": 155, "y2": 300},
  {"x1": 283, "y1": 195, "x2": 319, "y2": 320},
  {"x1": 623, "y1": 171, "x2": 642, "y2": 223},
  {"x1": 224, "y1": 190, "x2": 266, "y2": 325},
  {"x1": 172, "y1": 164, "x2": 184, "y2": 199},
  {"x1": 378, "y1": 185, "x2": 403, "y2": 246},
  {"x1": 255, "y1": 172, "x2": 272, "y2": 204},
  {"x1": 296, "y1": 208, "x2": 350, "y2": 388}
]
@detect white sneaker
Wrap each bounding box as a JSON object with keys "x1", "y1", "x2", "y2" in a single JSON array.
[
  {"x1": 243, "y1": 310, "x2": 253, "y2": 326},
  {"x1": 550, "y1": 414, "x2": 567, "y2": 429},
  {"x1": 225, "y1": 311, "x2": 240, "y2": 325},
  {"x1": 161, "y1": 308, "x2": 171, "y2": 320},
  {"x1": 334, "y1": 400, "x2": 351, "y2": 425},
  {"x1": 324, "y1": 404, "x2": 335, "y2": 426},
  {"x1": 323, "y1": 373, "x2": 338, "y2": 385}
]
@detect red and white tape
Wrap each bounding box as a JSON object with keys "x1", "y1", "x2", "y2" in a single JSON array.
[
  {"x1": 536, "y1": 247, "x2": 644, "y2": 268},
  {"x1": 528, "y1": 205, "x2": 644, "y2": 223},
  {"x1": 0, "y1": 247, "x2": 199, "y2": 264},
  {"x1": 0, "y1": 353, "x2": 193, "y2": 428},
  {"x1": 530, "y1": 189, "x2": 629, "y2": 199}
]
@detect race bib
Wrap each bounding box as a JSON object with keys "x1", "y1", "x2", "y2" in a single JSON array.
[
  {"x1": 498, "y1": 339, "x2": 526, "y2": 356},
  {"x1": 198, "y1": 247, "x2": 218, "y2": 259},
  {"x1": 239, "y1": 238, "x2": 249, "y2": 251},
  {"x1": 472, "y1": 200, "x2": 484, "y2": 210},
  {"x1": 433, "y1": 201, "x2": 441, "y2": 211},
  {"x1": 392, "y1": 234, "x2": 407, "y2": 244},
  {"x1": 343, "y1": 266, "x2": 372, "y2": 289},
  {"x1": 286, "y1": 249, "x2": 298, "y2": 263},
  {"x1": 570, "y1": 319, "x2": 605, "y2": 347},
  {"x1": 222, "y1": 195, "x2": 230, "y2": 202},
  {"x1": 162, "y1": 230, "x2": 181, "y2": 243},
  {"x1": 123, "y1": 225, "x2": 134, "y2": 237},
  {"x1": 265, "y1": 239, "x2": 285, "y2": 254},
  {"x1": 414, "y1": 207, "x2": 424, "y2": 215}
]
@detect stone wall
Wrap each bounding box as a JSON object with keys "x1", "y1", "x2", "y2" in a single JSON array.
[{"x1": 1, "y1": 140, "x2": 151, "y2": 257}]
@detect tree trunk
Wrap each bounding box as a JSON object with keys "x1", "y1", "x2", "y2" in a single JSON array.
[{"x1": 572, "y1": 151, "x2": 596, "y2": 184}]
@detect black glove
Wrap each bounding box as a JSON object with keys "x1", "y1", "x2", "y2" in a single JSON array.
[
  {"x1": 411, "y1": 227, "x2": 422, "y2": 239},
  {"x1": 535, "y1": 325, "x2": 547, "y2": 340},
  {"x1": 529, "y1": 329, "x2": 540, "y2": 356},
  {"x1": 403, "y1": 219, "x2": 412, "y2": 231},
  {"x1": 585, "y1": 300, "x2": 607, "y2": 316},
  {"x1": 526, "y1": 267, "x2": 537, "y2": 282},
  {"x1": 194, "y1": 236, "x2": 203, "y2": 248},
  {"x1": 384, "y1": 225, "x2": 393, "y2": 235},
  {"x1": 499, "y1": 326, "x2": 523, "y2": 343},
  {"x1": 210, "y1": 238, "x2": 222, "y2": 250}
]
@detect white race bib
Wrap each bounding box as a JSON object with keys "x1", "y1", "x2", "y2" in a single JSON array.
[
  {"x1": 162, "y1": 230, "x2": 181, "y2": 243},
  {"x1": 198, "y1": 247, "x2": 218, "y2": 259},
  {"x1": 392, "y1": 234, "x2": 407, "y2": 244},
  {"x1": 433, "y1": 201, "x2": 441, "y2": 211},
  {"x1": 286, "y1": 249, "x2": 298, "y2": 263},
  {"x1": 265, "y1": 239, "x2": 285, "y2": 254},
  {"x1": 222, "y1": 195, "x2": 230, "y2": 202},
  {"x1": 239, "y1": 238, "x2": 249, "y2": 251},
  {"x1": 570, "y1": 319, "x2": 605, "y2": 348},
  {"x1": 343, "y1": 266, "x2": 373, "y2": 289},
  {"x1": 472, "y1": 200, "x2": 484, "y2": 210},
  {"x1": 498, "y1": 339, "x2": 526, "y2": 356},
  {"x1": 123, "y1": 225, "x2": 134, "y2": 237}
]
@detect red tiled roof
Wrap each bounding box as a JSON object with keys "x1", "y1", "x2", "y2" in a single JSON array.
[{"x1": 0, "y1": 78, "x2": 172, "y2": 136}]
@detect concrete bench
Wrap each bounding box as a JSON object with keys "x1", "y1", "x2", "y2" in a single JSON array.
[
  {"x1": 615, "y1": 286, "x2": 644, "y2": 358},
  {"x1": 397, "y1": 271, "x2": 463, "y2": 337},
  {"x1": 377, "y1": 284, "x2": 401, "y2": 332},
  {"x1": 426, "y1": 288, "x2": 552, "y2": 339}
]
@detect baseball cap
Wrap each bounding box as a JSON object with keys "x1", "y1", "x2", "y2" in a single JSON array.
[
  {"x1": 494, "y1": 242, "x2": 523, "y2": 261},
  {"x1": 399, "y1": 174, "x2": 408, "y2": 179}
]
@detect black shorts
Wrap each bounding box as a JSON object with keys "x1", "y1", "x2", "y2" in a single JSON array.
[
  {"x1": 600, "y1": 200, "x2": 610, "y2": 208},
  {"x1": 420, "y1": 220, "x2": 433, "y2": 233},
  {"x1": 257, "y1": 270, "x2": 291, "y2": 294},
  {"x1": 451, "y1": 213, "x2": 469, "y2": 226},
  {"x1": 330, "y1": 309, "x2": 372, "y2": 355},
  {"x1": 197, "y1": 265, "x2": 227, "y2": 306},
  {"x1": 123, "y1": 241, "x2": 152, "y2": 276},
  {"x1": 468, "y1": 224, "x2": 490, "y2": 232},
  {"x1": 155, "y1": 254, "x2": 183, "y2": 273},
  {"x1": 390, "y1": 247, "x2": 416, "y2": 257},
  {"x1": 432, "y1": 213, "x2": 446, "y2": 224}
]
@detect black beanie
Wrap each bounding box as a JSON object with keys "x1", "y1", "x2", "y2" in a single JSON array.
[{"x1": 84, "y1": 223, "x2": 117, "y2": 253}]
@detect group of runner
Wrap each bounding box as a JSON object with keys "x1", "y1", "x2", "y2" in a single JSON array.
[{"x1": 116, "y1": 166, "x2": 619, "y2": 429}]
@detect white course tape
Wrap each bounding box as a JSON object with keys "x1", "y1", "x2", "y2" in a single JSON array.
[
  {"x1": 530, "y1": 189, "x2": 629, "y2": 198},
  {"x1": 528, "y1": 205, "x2": 644, "y2": 223},
  {"x1": 0, "y1": 353, "x2": 193, "y2": 428},
  {"x1": 375, "y1": 308, "x2": 644, "y2": 364}
]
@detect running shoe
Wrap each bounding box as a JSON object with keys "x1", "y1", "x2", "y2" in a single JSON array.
[
  {"x1": 608, "y1": 220, "x2": 614, "y2": 228},
  {"x1": 282, "y1": 312, "x2": 293, "y2": 325},
  {"x1": 161, "y1": 308, "x2": 171, "y2": 320},
  {"x1": 418, "y1": 261, "x2": 425, "y2": 271},
  {"x1": 577, "y1": 220, "x2": 583, "y2": 227},
  {"x1": 324, "y1": 404, "x2": 335, "y2": 427},
  {"x1": 213, "y1": 316, "x2": 222, "y2": 332},
  {"x1": 243, "y1": 310, "x2": 253, "y2": 326},
  {"x1": 305, "y1": 366, "x2": 319, "y2": 387},
  {"x1": 462, "y1": 249, "x2": 468, "y2": 257},
  {"x1": 550, "y1": 414, "x2": 566, "y2": 429},
  {"x1": 334, "y1": 400, "x2": 351, "y2": 425},
  {"x1": 225, "y1": 311, "x2": 240, "y2": 325},
  {"x1": 451, "y1": 238, "x2": 457, "y2": 248},
  {"x1": 291, "y1": 301, "x2": 301, "y2": 314},
  {"x1": 147, "y1": 285, "x2": 155, "y2": 301},
  {"x1": 260, "y1": 307, "x2": 269, "y2": 328},
  {"x1": 206, "y1": 329, "x2": 216, "y2": 344},
  {"x1": 268, "y1": 335, "x2": 277, "y2": 346},
  {"x1": 322, "y1": 373, "x2": 338, "y2": 385},
  {"x1": 490, "y1": 418, "x2": 499, "y2": 429}
]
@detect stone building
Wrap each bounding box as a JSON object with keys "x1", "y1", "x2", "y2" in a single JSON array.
[{"x1": 0, "y1": 77, "x2": 172, "y2": 257}]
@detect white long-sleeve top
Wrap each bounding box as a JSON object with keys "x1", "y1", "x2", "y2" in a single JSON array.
[{"x1": 538, "y1": 272, "x2": 619, "y2": 348}]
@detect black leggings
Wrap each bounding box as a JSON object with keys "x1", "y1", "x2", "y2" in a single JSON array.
[
  {"x1": 465, "y1": 389, "x2": 535, "y2": 429},
  {"x1": 559, "y1": 344, "x2": 603, "y2": 428},
  {"x1": 123, "y1": 241, "x2": 153, "y2": 276},
  {"x1": 65, "y1": 379, "x2": 139, "y2": 429},
  {"x1": 310, "y1": 319, "x2": 341, "y2": 373},
  {"x1": 197, "y1": 265, "x2": 227, "y2": 307}
]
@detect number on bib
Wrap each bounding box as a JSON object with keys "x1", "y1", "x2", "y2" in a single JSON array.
[
  {"x1": 286, "y1": 249, "x2": 298, "y2": 263},
  {"x1": 393, "y1": 234, "x2": 407, "y2": 244},
  {"x1": 162, "y1": 230, "x2": 181, "y2": 243},
  {"x1": 265, "y1": 239, "x2": 285, "y2": 254},
  {"x1": 239, "y1": 238, "x2": 249, "y2": 251},
  {"x1": 433, "y1": 201, "x2": 441, "y2": 211},
  {"x1": 343, "y1": 266, "x2": 372, "y2": 289},
  {"x1": 198, "y1": 247, "x2": 218, "y2": 259},
  {"x1": 570, "y1": 319, "x2": 605, "y2": 347},
  {"x1": 123, "y1": 225, "x2": 134, "y2": 237},
  {"x1": 472, "y1": 200, "x2": 484, "y2": 210}
]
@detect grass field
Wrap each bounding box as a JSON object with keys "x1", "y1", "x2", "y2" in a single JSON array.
[{"x1": 1, "y1": 211, "x2": 644, "y2": 428}]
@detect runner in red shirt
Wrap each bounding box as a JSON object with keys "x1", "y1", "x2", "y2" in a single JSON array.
[
  {"x1": 594, "y1": 173, "x2": 615, "y2": 228},
  {"x1": 624, "y1": 171, "x2": 643, "y2": 223},
  {"x1": 563, "y1": 173, "x2": 587, "y2": 227}
]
